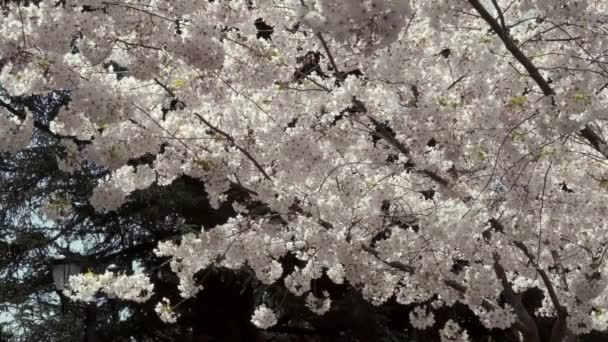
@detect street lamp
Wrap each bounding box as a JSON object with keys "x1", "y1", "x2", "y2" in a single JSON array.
[
  {"x1": 51, "y1": 255, "x2": 84, "y2": 291},
  {"x1": 50, "y1": 254, "x2": 98, "y2": 342}
]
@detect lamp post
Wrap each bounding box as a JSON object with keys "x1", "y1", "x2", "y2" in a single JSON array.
[
  {"x1": 51, "y1": 254, "x2": 98, "y2": 342},
  {"x1": 51, "y1": 255, "x2": 83, "y2": 315},
  {"x1": 51, "y1": 255, "x2": 83, "y2": 292}
]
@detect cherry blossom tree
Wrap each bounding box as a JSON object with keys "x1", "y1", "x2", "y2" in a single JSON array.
[{"x1": 2, "y1": 0, "x2": 608, "y2": 341}]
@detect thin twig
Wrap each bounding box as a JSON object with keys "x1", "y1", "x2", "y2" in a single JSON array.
[
  {"x1": 447, "y1": 75, "x2": 467, "y2": 90},
  {"x1": 316, "y1": 33, "x2": 344, "y2": 83},
  {"x1": 192, "y1": 113, "x2": 272, "y2": 181},
  {"x1": 537, "y1": 161, "x2": 552, "y2": 261},
  {"x1": 491, "y1": 0, "x2": 508, "y2": 31},
  {"x1": 208, "y1": 72, "x2": 280, "y2": 125},
  {"x1": 153, "y1": 78, "x2": 175, "y2": 97},
  {"x1": 17, "y1": 2, "x2": 27, "y2": 49}
]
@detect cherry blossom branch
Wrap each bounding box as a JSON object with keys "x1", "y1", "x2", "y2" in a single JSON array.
[
  {"x1": 512, "y1": 241, "x2": 574, "y2": 342},
  {"x1": 362, "y1": 240, "x2": 529, "y2": 334},
  {"x1": 0, "y1": 97, "x2": 90, "y2": 146},
  {"x1": 490, "y1": 0, "x2": 507, "y2": 31},
  {"x1": 512, "y1": 241, "x2": 567, "y2": 317},
  {"x1": 537, "y1": 161, "x2": 552, "y2": 261},
  {"x1": 492, "y1": 253, "x2": 541, "y2": 342},
  {"x1": 363, "y1": 115, "x2": 452, "y2": 188},
  {"x1": 16, "y1": 2, "x2": 27, "y2": 50},
  {"x1": 462, "y1": 5, "x2": 604, "y2": 335},
  {"x1": 290, "y1": 69, "x2": 332, "y2": 92},
  {"x1": 297, "y1": 0, "x2": 343, "y2": 83},
  {"x1": 208, "y1": 72, "x2": 280, "y2": 125},
  {"x1": 192, "y1": 113, "x2": 272, "y2": 181},
  {"x1": 133, "y1": 104, "x2": 206, "y2": 155},
  {"x1": 550, "y1": 250, "x2": 569, "y2": 291},
  {"x1": 446, "y1": 74, "x2": 467, "y2": 90},
  {"x1": 489, "y1": 217, "x2": 571, "y2": 341},
  {"x1": 316, "y1": 33, "x2": 344, "y2": 83},
  {"x1": 360, "y1": 243, "x2": 415, "y2": 273},
  {"x1": 466, "y1": 0, "x2": 553, "y2": 96},
  {"x1": 101, "y1": 1, "x2": 175, "y2": 22},
  {"x1": 153, "y1": 78, "x2": 176, "y2": 98},
  {"x1": 467, "y1": 0, "x2": 608, "y2": 160}
]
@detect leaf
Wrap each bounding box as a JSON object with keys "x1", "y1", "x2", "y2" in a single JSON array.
[
  {"x1": 600, "y1": 180, "x2": 608, "y2": 189},
  {"x1": 509, "y1": 96, "x2": 527, "y2": 107},
  {"x1": 477, "y1": 150, "x2": 486, "y2": 161},
  {"x1": 573, "y1": 91, "x2": 589, "y2": 102},
  {"x1": 171, "y1": 79, "x2": 187, "y2": 88},
  {"x1": 177, "y1": 224, "x2": 199, "y2": 234}
]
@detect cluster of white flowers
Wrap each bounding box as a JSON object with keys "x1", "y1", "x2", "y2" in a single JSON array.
[
  {"x1": 0, "y1": 110, "x2": 33, "y2": 154},
  {"x1": 0, "y1": 62, "x2": 44, "y2": 96},
  {"x1": 155, "y1": 298, "x2": 179, "y2": 324},
  {"x1": 326, "y1": 264, "x2": 345, "y2": 285},
  {"x1": 464, "y1": 266, "x2": 499, "y2": 308},
  {"x1": 567, "y1": 310, "x2": 595, "y2": 335},
  {"x1": 284, "y1": 267, "x2": 313, "y2": 297},
  {"x1": 305, "y1": 292, "x2": 331, "y2": 315},
  {"x1": 409, "y1": 305, "x2": 435, "y2": 330},
  {"x1": 89, "y1": 165, "x2": 156, "y2": 212},
  {"x1": 254, "y1": 259, "x2": 283, "y2": 285},
  {"x1": 301, "y1": 0, "x2": 412, "y2": 51},
  {"x1": 479, "y1": 305, "x2": 517, "y2": 330},
  {"x1": 250, "y1": 305, "x2": 277, "y2": 329},
  {"x1": 64, "y1": 271, "x2": 153, "y2": 303},
  {"x1": 572, "y1": 270, "x2": 608, "y2": 303},
  {"x1": 440, "y1": 320, "x2": 470, "y2": 342}
]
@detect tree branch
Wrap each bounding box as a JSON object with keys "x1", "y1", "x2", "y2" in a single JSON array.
[
  {"x1": 512, "y1": 242, "x2": 567, "y2": 316},
  {"x1": 467, "y1": 0, "x2": 607, "y2": 160},
  {"x1": 493, "y1": 253, "x2": 541, "y2": 342},
  {"x1": 490, "y1": 0, "x2": 508, "y2": 32},
  {"x1": 192, "y1": 113, "x2": 272, "y2": 182},
  {"x1": 0, "y1": 97, "x2": 89, "y2": 146},
  {"x1": 360, "y1": 243, "x2": 415, "y2": 273},
  {"x1": 316, "y1": 33, "x2": 344, "y2": 83},
  {"x1": 467, "y1": 0, "x2": 553, "y2": 96},
  {"x1": 512, "y1": 241, "x2": 574, "y2": 342},
  {"x1": 361, "y1": 243, "x2": 513, "y2": 319}
]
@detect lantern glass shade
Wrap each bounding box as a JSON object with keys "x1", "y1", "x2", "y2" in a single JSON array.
[{"x1": 52, "y1": 262, "x2": 83, "y2": 291}]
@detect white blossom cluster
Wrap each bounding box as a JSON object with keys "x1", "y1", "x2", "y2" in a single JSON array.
[
  {"x1": 64, "y1": 271, "x2": 153, "y2": 303},
  {"x1": 305, "y1": 292, "x2": 331, "y2": 315},
  {"x1": 90, "y1": 165, "x2": 156, "y2": 212},
  {"x1": 409, "y1": 305, "x2": 435, "y2": 330},
  {"x1": 155, "y1": 297, "x2": 179, "y2": 324},
  {"x1": 250, "y1": 305, "x2": 277, "y2": 329},
  {"x1": 572, "y1": 270, "x2": 608, "y2": 303},
  {"x1": 255, "y1": 259, "x2": 283, "y2": 285},
  {"x1": 464, "y1": 266, "x2": 499, "y2": 308},
  {"x1": 479, "y1": 305, "x2": 517, "y2": 330},
  {"x1": 300, "y1": 0, "x2": 412, "y2": 51},
  {"x1": 0, "y1": 109, "x2": 33, "y2": 154},
  {"x1": 440, "y1": 320, "x2": 470, "y2": 342},
  {"x1": 567, "y1": 309, "x2": 595, "y2": 336}
]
